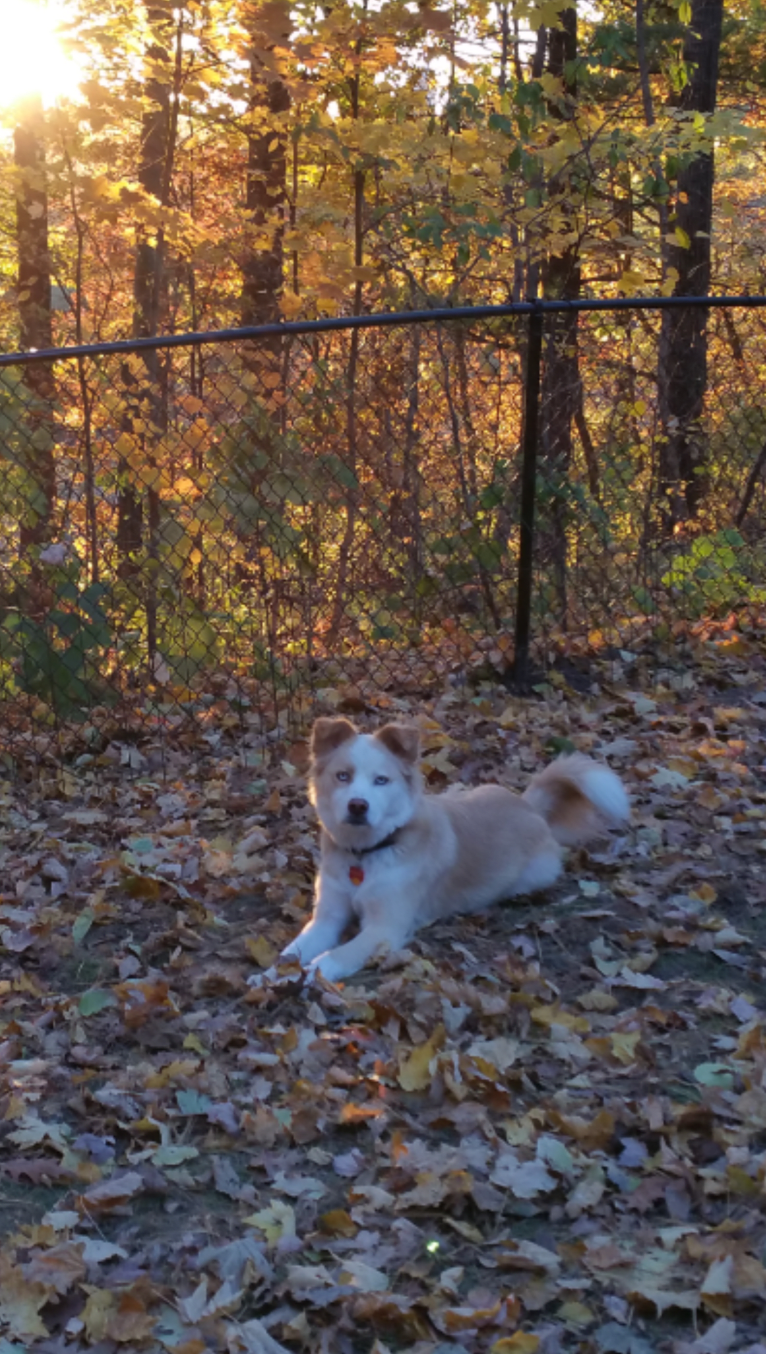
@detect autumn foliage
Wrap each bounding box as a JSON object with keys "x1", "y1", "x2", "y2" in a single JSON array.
[{"x1": 0, "y1": 1, "x2": 764, "y2": 747}]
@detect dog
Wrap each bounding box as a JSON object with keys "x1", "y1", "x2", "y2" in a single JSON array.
[{"x1": 275, "y1": 718, "x2": 629, "y2": 983}]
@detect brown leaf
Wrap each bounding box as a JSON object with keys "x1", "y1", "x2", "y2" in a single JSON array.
[
  {"x1": 22, "y1": 1242, "x2": 86, "y2": 1294},
  {"x1": 114, "y1": 976, "x2": 177, "y2": 1027},
  {"x1": 0, "y1": 1257, "x2": 50, "y2": 1340},
  {"x1": 79, "y1": 1170, "x2": 145, "y2": 1212},
  {"x1": 109, "y1": 1291, "x2": 158, "y2": 1343},
  {"x1": 418, "y1": 11, "x2": 453, "y2": 35},
  {"x1": 352, "y1": 1293, "x2": 431, "y2": 1342},
  {"x1": 437, "y1": 1299, "x2": 502, "y2": 1333},
  {"x1": 547, "y1": 1109, "x2": 615, "y2": 1152},
  {"x1": 2, "y1": 1157, "x2": 66, "y2": 1184},
  {"x1": 338, "y1": 1103, "x2": 385, "y2": 1124},
  {"x1": 318, "y1": 1209, "x2": 357, "y2": 1237}
]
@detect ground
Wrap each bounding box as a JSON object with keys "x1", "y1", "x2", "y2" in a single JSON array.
[{"x1": 1, "y1": 625, "x2": 766, "y2": 1354}]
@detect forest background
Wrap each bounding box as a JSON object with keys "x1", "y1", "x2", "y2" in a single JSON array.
[{"x1": 1, "y1": 0, "x2": 765, "y2": 729}]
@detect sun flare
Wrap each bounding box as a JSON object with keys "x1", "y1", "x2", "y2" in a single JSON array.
[{"x1": 1, "y1": 0, "x2": 81, "y2": 108}]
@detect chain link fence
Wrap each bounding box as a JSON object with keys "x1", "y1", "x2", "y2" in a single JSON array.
[{"x1": 1, "y1": 296, "x2": 765, "y2": 772}]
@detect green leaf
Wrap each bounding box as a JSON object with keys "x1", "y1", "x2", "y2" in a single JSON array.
[
  {"x1": 546, "y1": 735, "x2": 576, "y2": 755},
  {"x1": 152, "y1": 1143, "x2": 199, "y2": 1166},
  {"x1": 72, "y1": 908, "x2": 95, "y2": 946},
  {"x1": 176, "y1": 1089, "x2": 213, "y2": 1115},
  {"x1": 473, "y1": 540, "x2": 503, "y2": 570},
  {"x1": 693, "y1": 1062, "x2": 735, "y2": 1088},
  {"x1": 79, "y1": 988, "x2": 117, "y2": 1017}
]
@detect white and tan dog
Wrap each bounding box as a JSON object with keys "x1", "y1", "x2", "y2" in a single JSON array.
[{"x1": 275, "y1": 718, "x2": 629, "y2": 983}]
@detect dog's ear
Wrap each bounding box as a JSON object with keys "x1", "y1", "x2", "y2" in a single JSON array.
[
  {"x1": 311, "y1": 717, "x2": 357, "y2": 761},
  {"x1": 375, "y1": 722, "x2": 420, "y2": 764}
]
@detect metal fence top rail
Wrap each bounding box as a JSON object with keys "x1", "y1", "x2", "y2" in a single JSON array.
[{"x1": 2, "y1": 293, "x2": 766, "y2": 368}]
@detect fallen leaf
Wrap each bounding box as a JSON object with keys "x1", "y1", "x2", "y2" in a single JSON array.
[{"x1": 397, "y1": 1024, "x2": 445, "y2": 1091}]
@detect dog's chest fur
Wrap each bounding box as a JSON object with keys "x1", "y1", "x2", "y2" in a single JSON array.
[{"x1": 322, "y1": 834, "x2": 410, "y2": 912}]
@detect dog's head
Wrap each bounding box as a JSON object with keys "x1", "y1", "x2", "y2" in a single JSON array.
[{"x1": 308, "y1": 718, "x2": 421, "y2": 848}]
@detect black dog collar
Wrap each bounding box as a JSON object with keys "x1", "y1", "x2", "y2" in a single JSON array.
[{"x1": 350, "y1": 826, "x2": 403, "y2": 859}]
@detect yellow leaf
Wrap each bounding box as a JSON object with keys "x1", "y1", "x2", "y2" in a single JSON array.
[
  {"x1": 531, "y1": 1004, "x2": 590, "y2": 1034},
  {"x1": 246, "y1": 935, "x2": 278, "y2": 968},
  {"x1": 618, "y1": 269, "x2": 645, "y2": 292},
  {"x1": 577, "y1": 989, "x2": 618, "y2": 1013},
  {"x1": 492, "y1": 1336, "x2": 540, "y2": 1354},
  {"x1": 667, "y1": 756, "x2": 698, "y2": 778},
  {"x1": 114, "y1": 431, "x2": 136, "y2": 458},
  {"x1": 557, "y1": 1301, "x2": 594, "y2": 1326},
  {"x1": 674, "y1": 226, "x2": 691, "y2": 248},
  {"x1": 245, "y1": 1199, "x2": 295, "y2": 1247},
  {"x1": 82, "y1": 1288, "x2": 115, "y2": 1344},
  {"x1": 183, "y1": 1033, "x2": 208, "y2": 1055},
  {"x1": 718, "y1": 637, "x2": 749, "y2": 657},
  {"x1": 280, "y1": 290, "x2": 302, "y2": 319},
  {"x1": 398, "y1": 1025, "x2": 445, "y2": 1091},
  {"x1": 726, "y1": 1165, "x2": 760, "y2": 1197},
  {"x1": 689, "y1": 883, "x2": 717, "y2": 905},
  {"x1": 610, "y1": 1031, "x2": 641, "y2": 1065}
]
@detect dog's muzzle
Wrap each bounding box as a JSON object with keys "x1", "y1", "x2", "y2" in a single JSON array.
[{"x1": 346, "y1": 797, "x2": 369, "y2": 824}]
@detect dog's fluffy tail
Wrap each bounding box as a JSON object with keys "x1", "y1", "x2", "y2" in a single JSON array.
[{"x1": 522, "y1": 754, "x2": 629, "y2": 847}]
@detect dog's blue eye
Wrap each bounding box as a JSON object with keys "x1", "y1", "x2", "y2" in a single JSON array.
[
  {"x1": 374, "y1": 775, "x2": 390, "y2": 786},
  {"x1": 336, "y1": 771, "x2": 350, "y2": 782}
]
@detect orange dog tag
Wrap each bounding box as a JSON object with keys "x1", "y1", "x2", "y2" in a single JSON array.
[{"x1": 349, "y1": 864, "x2": 364, "y2": 886}]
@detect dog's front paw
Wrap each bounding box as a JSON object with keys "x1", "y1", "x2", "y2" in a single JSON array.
[
  {"x1": 305, "y1": 953, "x2": 343, "y2": 984},
  {"x1": 247, "y1": 955, "x2": 303, "y2": 989}
]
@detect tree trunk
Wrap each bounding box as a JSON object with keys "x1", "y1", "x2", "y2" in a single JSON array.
[
  {"x1": 14, "y1": 94, "x2": 56, "y2": 582},
  {"x1": 327, "y1": 160, "x2": 364, "y2": 646},
  {"x1": 240, "y1": 45, "x2": 291, "y2": 327},
  {"x1": 327, "y1": 8, "x2": 368, "y2": 647},
  {"x1": 538, "y1": 8, "x2": 580, "y2": 626},
  {"x1": 119, "y1": 1, "x2": 179, "y2": 671},
  {"x1": 118, "y1": 3, "x2": 173, "y2": 576},
  {"x1": 659, "y1": 0, "x2": 724, "y2": 527},
  {"x1": 240, "y1": 0, "x2": 291, "y2": 400},
  {"x1": 236, "y1": 1, "x2": 293, "y2": 657}
]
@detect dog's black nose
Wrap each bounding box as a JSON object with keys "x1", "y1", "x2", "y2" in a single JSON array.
[{"x1": 347, "y1": 798, "x2": 368, "y2": 820}]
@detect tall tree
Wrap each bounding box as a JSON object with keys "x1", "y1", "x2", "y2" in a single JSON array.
[
  {"x1": 118, "y1": 0, "x2": 181, "y2": 666},
  {"x1": 537, "y1": 6, "x2": 581, "y2": 623},
  {"x1": 327, "y1": 4, "x2": 368, "y2": 643},
  {"x1": 14, "y1": 94, "x2": 56, "y2": 579},
  {"x1": 240, "y1": 0, "x2": 291, "y2": 329},
  {"x1": 659, "y1": 0, "x2": 724, "y2": 526}
]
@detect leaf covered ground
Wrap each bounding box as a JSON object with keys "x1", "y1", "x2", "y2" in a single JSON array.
[{"x1": 1, "y1": 628, "x2": 766, "y2": 1354}]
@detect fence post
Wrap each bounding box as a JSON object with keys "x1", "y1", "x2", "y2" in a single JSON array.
[{"x1": 513, "y1": 302, "x2": 544, "y2": 688}]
